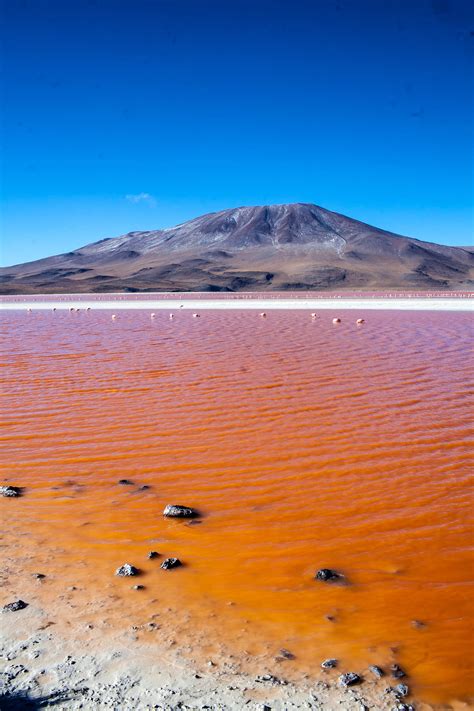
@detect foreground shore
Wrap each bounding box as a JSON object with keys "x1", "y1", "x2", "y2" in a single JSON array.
[{"x1": 1, "y1": 600, "x2": 450, "y2": 711}]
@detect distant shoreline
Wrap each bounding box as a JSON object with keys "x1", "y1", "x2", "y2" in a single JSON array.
[{"x1": 1, "y1": 293, "x2": 473, "y2": 311}]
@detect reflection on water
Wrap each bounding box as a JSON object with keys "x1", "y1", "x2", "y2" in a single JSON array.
[{"x1": 2, "y1": 309, "x2": 473, "y2": 704}]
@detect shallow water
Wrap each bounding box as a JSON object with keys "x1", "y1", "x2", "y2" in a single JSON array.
[{"x1": 2, "y1": 309, "x2": 473, "y2": 704}]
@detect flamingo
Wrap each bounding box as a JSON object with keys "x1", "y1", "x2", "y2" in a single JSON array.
[
  {"x1": 311, "y1": 313, "x2": 317, "y2": 318},
  {"x1": 356, "y1": 318, "x2": 365, "y2": 324},
  {"x1": 151, "y1": 313, "x2": 156, "y2": 318},
  {"x1": 192, "y1": 313, "x2": 200, "y2": 318},
  {"x1": 259, "y1": 312, "x2": 267, "y2": 318},
  {"x1": 111, "y1": 314, "x2": 117, "y2": 320},
  {"x1": 332, "y1": 317, "x2": 341, "y2": 324},
  {"x1": 169, "y1": 314, "x2": 174, "y2": 320}
]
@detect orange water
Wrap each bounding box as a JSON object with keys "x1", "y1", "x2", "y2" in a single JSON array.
[{"x1": 1, "y1": 309, "x2": 473, "y2": 704}]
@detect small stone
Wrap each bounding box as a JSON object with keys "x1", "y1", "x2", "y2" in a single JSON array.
[
  {"x1": 0, "y1": 485, "x2": 22, "y2": 497},
  {"x1": 163, "y1": 504, "x2": 199, "y2": 518},
  {"x1": 132, "y1": 584, "x2": 144, "y2": 590},
  {"x1": 315, "y1": 568, "x2": 341, "y2": 582},
  {"x1": 369, "y1": 665, "x2": 384, "y2": 678},
  {"x1": 411, "y1": 619, "x2": 426, "y2": 629},
  {"x1": 160, "y1": 557, "x2": 182, "y2": 570},
  {"x1": 115, "y1": 563, "x2": 139, "y2": 577},
  {"x1": 3, "y1": 600, "x2": 28, "y2": 613},
  {"x1": 34, "y1": 573, "x2": 46, "y2": 580},
  {"x1": 390, "y1": 664, "x2": 407, "y2": 679},
  {"x1": 338, "y1": 672, "x2": 362, "y2": 687},
  {"x1": 395, "y1": 684, "x2": 409, "y2": 697},
  {"x1": 278, "y1": 648, "x2": 295, "y2": 660},
  {"x1": 139, "y1": 485, "x2": 150, "y2": 490},
  {"x1": 147, "y1": 551, "x2": 159, "y2": 559},
  {"x1": 321, "y1": 658, "x2": 338, "y2": 669},
  {"x1": 394, "y1": 705, "x2": 415, "y2": 711},
  {"x1": 118, "y1": 479, "x2": 134, "y2": 486},
  {"x1": 255, "y1": 674, "x2": 283, "y2": 685}
]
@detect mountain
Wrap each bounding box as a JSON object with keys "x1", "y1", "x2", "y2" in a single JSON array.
[{"x1": 1, "y1": 203, "x2": 472, "y2": 293}]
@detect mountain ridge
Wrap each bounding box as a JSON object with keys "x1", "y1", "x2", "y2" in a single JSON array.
[{"x1": 2, "y1": 203, "x2": 472, "y2": 293}]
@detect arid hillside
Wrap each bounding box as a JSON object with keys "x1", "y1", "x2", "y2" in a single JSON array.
[{"x1": 1, "y1": 203, "x2": 472, "y2": 293}]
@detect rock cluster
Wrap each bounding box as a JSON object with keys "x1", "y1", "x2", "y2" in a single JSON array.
[
  {"x1": 391, "y1": 664, "x2": 407, "y2": 679},
  {"x1": 315, "y1": 568, "x2": 342, "y2": 582},
  {"x1": 3, "y1": 600, "x2": 28, "y2": 613},
  {"x1": 369, "y1": 665, "x2": 384, "y2": 678},
  {"x1": 163, "y1": 504, "x2": 199, "y2": 518},
  {"x1": 338, "y1": 672, "x2": 361, "y2": 687},
  {"x1": 115, "y1": 564, "x2": 139, "y2": 577},
  {"x1": 160, "y1": 558, "x2": 182, "y2": 570},
  {"x1": 1, "y1": 485, "x2": 22, "y2": 497}
]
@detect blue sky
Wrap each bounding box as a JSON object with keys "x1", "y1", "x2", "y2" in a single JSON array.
[{"x1": 1, "y1": 0, "x2": 472, "y2": 266}]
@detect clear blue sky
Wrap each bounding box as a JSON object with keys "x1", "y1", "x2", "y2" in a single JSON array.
[{"x1": 1, "y1": 0, "x2": 473, "y2": 266}]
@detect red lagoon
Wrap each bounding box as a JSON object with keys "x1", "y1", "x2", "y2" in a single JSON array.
[{"x1": 1, "y1": 309, "x2": 473, "y2": 705}]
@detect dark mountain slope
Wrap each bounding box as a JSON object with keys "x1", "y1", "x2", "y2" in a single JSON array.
[{"x1": 1, "y1": 203, "x2": 472, "y2": 293}]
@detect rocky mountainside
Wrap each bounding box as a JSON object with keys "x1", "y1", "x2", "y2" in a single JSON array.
[{"x1": 1, "y1": 203, "x2": 472, "y2": 293}]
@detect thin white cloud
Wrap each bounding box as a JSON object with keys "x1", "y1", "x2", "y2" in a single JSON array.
[{"x1": 125, "y1": 192, "x2": 157, "y2": 207}]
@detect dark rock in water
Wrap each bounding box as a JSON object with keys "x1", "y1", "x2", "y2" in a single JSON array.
[
  {"x1": 160, "y1": 557, "x2": 182, "y2": 570},
  {"x1": 163, "y1": 504, "x2": 199, "y2": 518},
  {"x1": 390, "y1": 664, "x2": 407, "y2": 679},
  {"x1": 132, "y1": 584, "x2": 145, "y2": 590},
  {"x1": 338, "y1": 672, "x2": 362, "y2": 687},
  {"x1": 316, "y1": 568, "x2": 341, "y2": 582},
  {"x1": 147, "y1": 551, "x2": 159, "y2": 559},
  {"x1": 115, "y1": 563, "x2": 139, "y2": 576},
  {"x1": 0, "y1": 485, "x2": 22, "y2": 497},
  {"x1": 118, "y1": 479, "x2": 134, "y2": 486},
  {"x1": 3, "y1": 600, "x2": 28, "y2": 612},
  {"x1": 369, "y1": 664, "x2": 385, "y2": 678},
  {"x1": 395, "y1": 683, "x2": 409, "y2": 697},
  {"x1": 321, "y1": 658, "x2": 338, "y2": 669}
]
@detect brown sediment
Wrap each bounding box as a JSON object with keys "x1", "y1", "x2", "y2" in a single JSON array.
[{"x1": 1, "y1": 308, "x2": 473, "y2": 707}]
